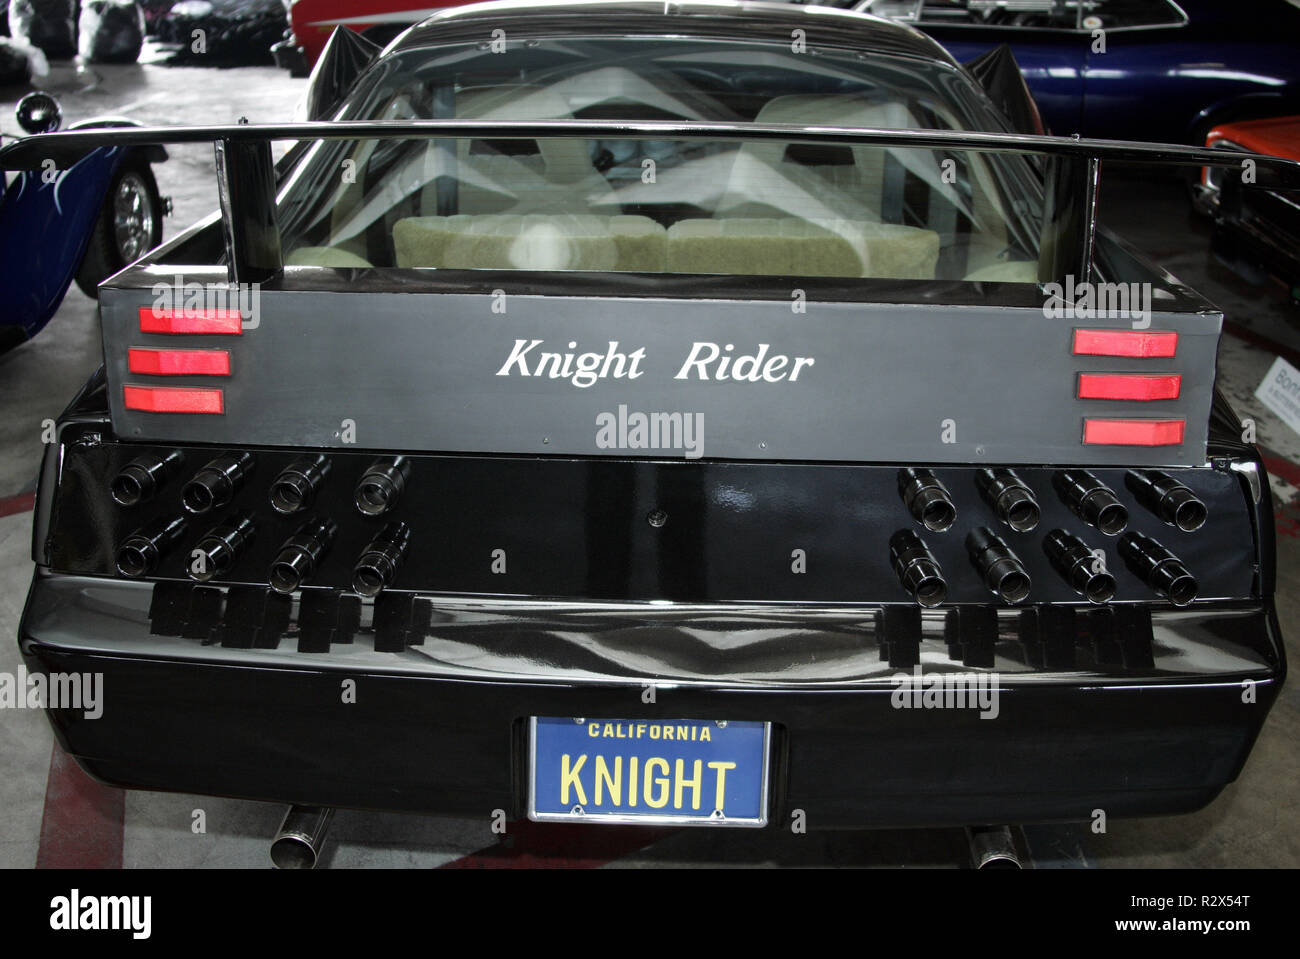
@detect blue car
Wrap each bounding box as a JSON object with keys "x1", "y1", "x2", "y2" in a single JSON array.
[
  {"x1": 0, "y1": 93, "x2": 167, "y2": 353},
  {"x1": 824, "y1": 0, "x2": 1300, "y2": 143}
]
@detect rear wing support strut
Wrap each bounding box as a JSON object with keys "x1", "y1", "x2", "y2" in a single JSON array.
[
  {"x1": 1039, "y1": 155, "x2": 1101, "y2": 285},
  {"x1": 215, "y1": 138, "x2": 282, "y2": 285}
]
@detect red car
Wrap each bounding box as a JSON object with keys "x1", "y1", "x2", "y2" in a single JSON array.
[
  {"x1": 1199, "y1": 115, "x2": 1300, "y2": 303},
  {"x1": 272, "y1": 0, "x2": 469, "y2": 74}
]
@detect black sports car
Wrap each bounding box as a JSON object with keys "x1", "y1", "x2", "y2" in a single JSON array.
[{"x1": 6, "y1": 0, "x2": 1293, "y2": 843}]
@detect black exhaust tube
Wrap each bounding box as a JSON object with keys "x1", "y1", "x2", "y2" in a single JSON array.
[
  {"x1": 1053, "y1": 470, "x2": 1128, "y2": 536},
  {"x1": 189, "y1": 513, "x2": 256, "y2": 582},
  {"x1": 269, "y1": 455, "x2": 331, "y2": 514},
  {"x1": 897, "y1": 468, "x2": 956, "y2": 532},
  {"x1": 1119, "y1": 531, "x2": 1198, "y2": 606},
  {"x1": 966, "y1": 526, "x2": 1032, "y2": 603},
  {"x1": 110, "y1": 449, "x2": 184, "y2": 507},
  {"x1": 1125, "y1": 470, "x2": 1207, "y2": 532},
  {"x1": 182, "y1": 452, "x2": 254, "y2": 514},
  {"x1": 888, "y1": 529, "x2": 947, "y2": 607},
  {"x1": 354, "y1": 457, "x2": 410, "y2": 516},
  {"x1": 269, "y1": 516, "x2": 338, "y2": 594},
  {"x1": 1043, "y1": 528, "x2": 1116, "y2": 604},
  {"x1": 116, "y1": 515, "x2": 187, "y2": 578},
  {"x1": 352, "y1": 521, "x2": 411, "y2": 597},
  {"x1": 976, "y1": 468, "x2": 1039, "y2": 532}
]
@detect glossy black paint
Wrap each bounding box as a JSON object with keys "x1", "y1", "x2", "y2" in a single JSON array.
[
  {"x1": 214, "y1": 138, "x2": 281, "y2": 285},
  {"x1": 110, "y1": 448, "x2": 185, "y2": 507},
  {"x1": 43, "y1": 422, "x2": 1260, "y2": 607},
  {"x1": 269, "y1": 455, "x2": 330, "y2": 515},
  {"x1": 1119, "y1": 531, "x2": 1199, "y2": 608},
  {"x1": 965, "y1": 526, "x2": 1032, "y2": 604},
  {"x1": 964, "y1": 43, "x2": 1044, "y2": 137},
  {"x1": 1039, "y1": 153, "x2": 1099, "y2": 282},
  {"x1": 180, "y1": 451, "x2": 254, "y2": 515},
  {"x1": 898, "y1": 467, "x2": 957, "y2": 533},
  {"x1": 302, "y1": 26, "x2": 382, "y2": 122},
  {"x1": 889, "y1": 529, "x2": 947, "y2": 608},
  {"x1": 351, "y1": 521, "x2": 410, "y2": 598},
  {"x1": 115, "y1": 515, "x2": 187, "y2": 578},
  {"x1": 1053, "y1": 468, "x2": 1128, "y2": 536},
  {"x1": 1127, "y1": 468, "x2": 1209, "y2": 533},
  {"x1": 353, "y1": 458, "x2": 410, "y2": 517},
  {"x1": 20, "y1": 614, "x2": 1282, "y2": 826},
  {"x1": 270, "y1": 516, "x2": 338, "y2": 594},
  {"x1": 1043, "y1": 528, "x2": 1116, "y2": 604},
  {"x1": 976, "y1": 467, "x2": 1040, "y2": 533},
  {"x1": 190, "y1": 512, "x2": 257, "y2": 583}
]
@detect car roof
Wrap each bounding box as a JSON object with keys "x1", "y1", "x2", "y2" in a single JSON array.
[{"x1": 390, "y1": 0, "x2": 959, "y2": 67}]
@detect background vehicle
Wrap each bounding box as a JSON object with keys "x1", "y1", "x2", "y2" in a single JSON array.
[
  {"x1": 814, "y1": 0, "x2": 1300, "y2": 143},
  {"x1": 1198, "y1": 114, "x2": 1300, "y2": 304},
  {"x1": 0, "y1": 92, "x2": 166, "y2": 353},
  {"x1": 9, "y1": 1, "x2": 1291, "y2": 833},
  {"x1": 272, "y1": 0, "x2": 467, "y2": 74},
  {"x1": 155, "y1": 0, "x2": 285, "y2": 63}
]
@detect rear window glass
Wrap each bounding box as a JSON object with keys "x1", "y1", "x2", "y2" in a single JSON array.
[{"x1": 277, "y1": 37, "x2": 1044, "y2": 284}]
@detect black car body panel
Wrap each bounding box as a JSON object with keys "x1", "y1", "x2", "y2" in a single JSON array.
[
  {"x1": 23, "y1": 590, "x2": 1283, "y2": 825},
  {"x1": 34, "y1": 420, "x2": 1266, "y2": 602}
]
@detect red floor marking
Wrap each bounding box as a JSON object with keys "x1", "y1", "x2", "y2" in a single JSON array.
[
  {"x1": 1260, "y1": 448, "x2": 1300, "y2": 492},
  {"x1": 1258, "y1": 447, "x2": 1300, "y2": 538},
  {"x1": 1275, "y1": 499, "x2": 1300, "y2": 539},
  {"x1": 440, "y1": 819, "x2": 678, "y2": 869},
  {"x1": 0, "y1": 491, "x2": 35, "y2": 519},
  {"x1": 36, "y1": 743, "x2": 125, "y2": 870}
]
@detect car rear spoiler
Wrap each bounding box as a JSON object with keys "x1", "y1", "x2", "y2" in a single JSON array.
[{"x1": 3, "y1": 119, "x2": 1298, "y2": 285}]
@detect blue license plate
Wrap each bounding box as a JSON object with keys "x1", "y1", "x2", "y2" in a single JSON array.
[{"x1": 529, "y1": 717, "x2": 770, "y2": 826}]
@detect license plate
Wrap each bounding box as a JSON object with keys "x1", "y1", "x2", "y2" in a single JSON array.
[{"x1": 528, "y1": 717, "x2": 770, "y2": 827}]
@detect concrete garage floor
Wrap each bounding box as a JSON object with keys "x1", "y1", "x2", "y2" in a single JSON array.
[{"x1": 0, "y1": 60, "x2": 1297, "y2": 869}]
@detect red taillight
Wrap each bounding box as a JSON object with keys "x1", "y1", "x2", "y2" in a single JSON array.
[
  {"x1": 128, "y1": 348, "x2": 231, "y2": 376},
  {"x1": 123, "y1": 385, "x2": 224, "y2": 414},
  {"x1": 138, "y1": 307, "x2": 243, "y2": 335},
  {"x1": 1077, "y1": 372, "x2": 1181, "y2": 401},
  {"x1": 1083, "y1": 418, "x2": 1185, "y2": 446},
  {"x1": 1072, "y1": 329, "x2": 1178, "y2": 358}
]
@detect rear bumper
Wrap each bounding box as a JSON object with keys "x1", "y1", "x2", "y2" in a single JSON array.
[{"x1": 20, "y1": 571, "x2": 1285, "y2": 828}]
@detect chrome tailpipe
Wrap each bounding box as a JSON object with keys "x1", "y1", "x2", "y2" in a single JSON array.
[
  {"x1": 966, "y1": 825, "x2": 1023, "y2": 870},
  {"x1": 271, "y1": 806, "x2": 335, "y2": 869}
]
